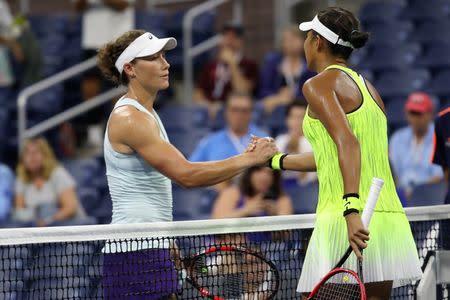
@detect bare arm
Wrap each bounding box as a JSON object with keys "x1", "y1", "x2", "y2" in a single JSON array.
[
  {"x1": 303, "y1": 78, "x2": 361, "y2": 194},
  {"x1": 0, "y1": 36, "x2": 24, "y2": 62},
  {"x1": 276, "y1": 195, "x2": 294, "y2": 215},
  {"x1": 109, "y1": 108, "x2": 276, "y2": 188},
  {"x1": 262, "y1": 87, "x2": 293, "y2": 113},
  {"x1": 282, "y1": 152, "x2": 316, "y2": 172},
  {"x1": 14, "y1": 194, "x2": 25, "y2": 209},
  {"x1": 220, "y1": 48, "x2": 253, "y2": 93},
  {"x1": 229, "y1": 62, "x2": 253, "y2": 93},
  {"x1": 428, "y1": 175, "x2": 444, "y2": 184},
  {"x1": 211, "y1": 187, "x2": 251, "y2": 218},
  {"x1": 52, "y1": 188, "x2": 78, "y2": 222}
]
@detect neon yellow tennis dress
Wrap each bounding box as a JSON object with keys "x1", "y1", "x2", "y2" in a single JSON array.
[{"x1": 297, "y1": 65, "x2": 422, "y2": 293}]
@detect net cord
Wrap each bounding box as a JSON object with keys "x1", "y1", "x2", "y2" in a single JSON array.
[{"x1": 0, "y1": 204, "x2": 449, "y2": 246}]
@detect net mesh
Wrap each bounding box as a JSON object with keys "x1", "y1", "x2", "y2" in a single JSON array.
[{"x1": 0, "y1": 205, "x2": 449, "y2": 300}]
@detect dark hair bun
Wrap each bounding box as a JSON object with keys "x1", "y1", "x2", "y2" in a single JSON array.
[{"x1": 349, "y1": 30, "x2": 369, "y2": 49}]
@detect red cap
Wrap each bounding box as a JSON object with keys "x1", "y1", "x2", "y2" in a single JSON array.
[{"x1": 405, "y1": 92, "x2": 434, "y2": 113}]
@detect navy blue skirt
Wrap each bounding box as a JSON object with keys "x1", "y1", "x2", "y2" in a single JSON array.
[{"x1": 102, "y1": 248, "x2": 179, "y2": 299}]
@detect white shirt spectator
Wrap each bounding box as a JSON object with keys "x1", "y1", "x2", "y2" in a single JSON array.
[{"x1": 76, "y1": 0, "x2": 135, "y2": 50}]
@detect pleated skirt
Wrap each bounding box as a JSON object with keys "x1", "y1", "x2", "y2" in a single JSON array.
[{"x1": 297, "y1": 210, "x2": 422, "y2": 294}]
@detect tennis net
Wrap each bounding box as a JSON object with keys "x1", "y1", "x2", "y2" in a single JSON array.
[{"x1": 0, "y1": 204, "x2": 449, "y2": 299}]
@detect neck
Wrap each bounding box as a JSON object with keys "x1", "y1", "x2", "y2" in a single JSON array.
[
  {"x1": 28, "y1": 169, "x2": 42, "y2": 180},
  {"x1": 314, "y1": 56, "x2": 347, "y2": 73},
  {"x1": 414, "y1": 127, "x2": 428, "y2": 142},
  {"x1": 230, "y1": 127, "x2": 248, "y2": 137},
  {"x1": 127, "y1": 81, "x2": 157, "y2": 111},
  {"x1": 285, "y1": 54, "x2": 301, "y2": 64}
]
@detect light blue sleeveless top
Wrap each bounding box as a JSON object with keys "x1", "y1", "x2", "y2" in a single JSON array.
[{"x1": 104, "y1": 97, "x2": 173, "y2": 225}]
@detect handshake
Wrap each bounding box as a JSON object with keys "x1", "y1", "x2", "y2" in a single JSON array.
[{"x1": 243, "y1": 135, "x2": 280, "y2": 167}]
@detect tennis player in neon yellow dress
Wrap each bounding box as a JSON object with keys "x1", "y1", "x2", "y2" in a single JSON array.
[{"x1": 264, "y1": 7, "x2": 422, "y2": 300}]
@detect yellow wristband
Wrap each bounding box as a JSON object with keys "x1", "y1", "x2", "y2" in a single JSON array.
[
  {"x1": 343, "y1": 193, "x2": 362, "y2": 215},
  {"x1": 270, "y1": 153, "x2": 285, "y2": 170}
]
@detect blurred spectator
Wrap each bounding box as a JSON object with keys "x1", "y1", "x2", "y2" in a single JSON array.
[
  {"x1": 389, "y1": 92, "x2": 443, "y2": 198},
  {"x1": 194, "y1": 23, "x2": 258, "y2": 119},
  {"x1": 72, "y1": 0, "x2": 135, "y2": 149},
  {"x1": 0, "y1": 163, "x2": 14, "y2": 223},
  {"x1": 0, "y1": 1, "x2": 42, "y2": 89},
  {"x1": 275, "y1": 102, "x2": 317, "y2": 188},
  {"x1": 212, "y1": 165, "x2": 293, "y2": 218},
  {"x1": 190, "y1": 92, "x2": 267, "y2": 161},
  {"x1": 258, "y1": 26, "x2": 315, "y2": 113},
  {"x1": 431, "y1": 106, "x2": 450, "y2": 204},
  {"x1": 14, "y1": 137, "x2": 86, "y2": 226},
  {"x1": 190, "y1": 92, "x2": 267, "y2": 191}
]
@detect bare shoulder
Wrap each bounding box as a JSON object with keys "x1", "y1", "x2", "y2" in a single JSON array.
[
  {"x1": 219, "y1": 185, "x2": 241, "y2": 200},
  {"x1": 302, "y1": 70, "x2": 337, "y2": 97},
  {"x1": 108, "y1": 106, "x2": 160, "y2": 149}
]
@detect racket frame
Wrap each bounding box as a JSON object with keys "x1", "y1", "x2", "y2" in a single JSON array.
[
  {"x1": 307, "y1": 267, "x2": 366, "y2": 300},
  {"x1": 183, "y1": 245, "x2": 280, "y2": 300}
]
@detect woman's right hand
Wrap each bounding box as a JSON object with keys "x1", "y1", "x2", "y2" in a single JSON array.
[
  {"x1": 245, "y1": 138, "x2": 278, "y2": 165},
  {"x1": 345, "y1": 213, "x2": 369, "y2": 260}
]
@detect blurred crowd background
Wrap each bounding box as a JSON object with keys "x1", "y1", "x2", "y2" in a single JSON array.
[{"x1": 0, "y1": 0, "x2": 448, "y2": 228}]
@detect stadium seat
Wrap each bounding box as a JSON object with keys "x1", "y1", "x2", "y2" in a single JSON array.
[
  {"x1": 385, "y1": 97, "x2": 408, "y2": 130},
  {"x1": 265, "y1": 105, "x2": 288, "y2": 137},
  {"x1": 286, "y1": 182, "x2": 319, "y2": 214},
  {"x1": 168, "y1": 128, "x2": 209, "y2": 157},
  {"x1": 172, "y1": 186, "x2": 207, "y2": 220},
  {"x1": 166, "y1": 10, "x2": 215, "y2": 37},
  {"x1": 160, "y1": 104, "x2": 210, "y2": 129},
  {"x1": 375, "y1": 69, "x2": 430, "y2": 99},
  {"x1": 64, "y1": 158, "x2": 102, "y2": 187},
  {"x1": 412, "y1": 20, "x2": 450, "y2": 45},
  {"x1": 77, "y1": 187, "x2": 101, "y2": 216},
  {"x1": 135, "y1": 10, "x2": 168, "y2": 34},
  {"x1": 28, "y1": 15, "x2": 67, "y2": 37},
  {"x1": 366, "y1": 21, "x2": 413, "y2": 46},
  {"x1": 362, "y1": 44, "x2": 421, "y2": 71},
  {"x1": 359, "y1": 2, "x2": 404, "y2": 24},
  {"x1": 426, "y1": 70, "x2": 450, "y2": 99},
  {"x1": 348, "y1": 47, "x2": 367, "y2": 69},
  {"x1": 198, "y1": 188, "x2": 218, "y2": 215},
  {"x1": 418, "y1": 43, "x2": 450, "y2": 71},
  {"x1": 408, "y1": 182, "x2": 448, "y2": 206},
  {"x1": 400, "y1": 0, "x2": 450, "y2": 22},
  {"x1": 27, "y1": 85, "x2": 64, "y2": 120}
]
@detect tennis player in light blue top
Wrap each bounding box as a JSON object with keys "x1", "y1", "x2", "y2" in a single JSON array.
[{"x1": 97, "y1": 29, "x2": 277, "y2": 300}]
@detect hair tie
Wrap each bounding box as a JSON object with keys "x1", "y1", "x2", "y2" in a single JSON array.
[{"x1": 350, "y1": 30, "x2": 358, "y2": 35}]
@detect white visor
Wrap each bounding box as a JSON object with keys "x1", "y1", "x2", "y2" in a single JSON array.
[
  {"x1": 115, "y1": 32, "x2": 177, "y2": 74},
  {"x1": 299, "y1": 15, "x2": 354, "y2": 49}
]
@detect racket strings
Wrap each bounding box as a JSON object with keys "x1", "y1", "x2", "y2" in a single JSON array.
[
  {"x1": 190, "y1": 251, "x2": 277, "y2": 298},
  {"x1": 312, "y1": 272, "x2": 362, "y2": 300}
]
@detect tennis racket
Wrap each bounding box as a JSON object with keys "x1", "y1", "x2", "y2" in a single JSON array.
[
  {"x1": 307, "y1": 177, "x2": 384, "y2": 300},
  {"x1": 180, "y1": 245, "x2": 280, "y2": 300}
]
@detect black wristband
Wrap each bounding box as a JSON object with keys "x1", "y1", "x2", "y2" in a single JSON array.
[
  {"x1": 343, "y1": 193, "x2": 360, "y2": 199},
  {"x1": 279, "y1": 154, "x2": 288, "y2": 170},
  {"x1": 343, "y1": 208, "x2": 359, "y2": 217}
]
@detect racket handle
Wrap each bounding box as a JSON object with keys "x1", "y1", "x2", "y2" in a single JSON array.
[{"x1": 361, "y1": 178, "x2": 384, "y2": 229}]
